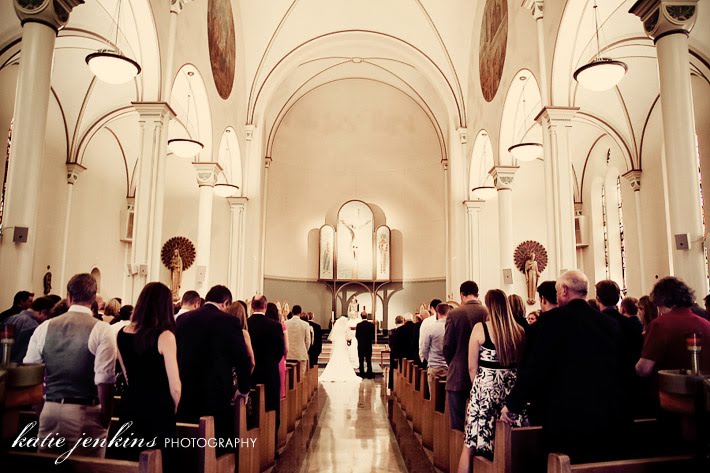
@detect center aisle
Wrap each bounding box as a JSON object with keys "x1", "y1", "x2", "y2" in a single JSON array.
[{"x1": 296, "y1": 378, "x2": 408, "y2": 473}]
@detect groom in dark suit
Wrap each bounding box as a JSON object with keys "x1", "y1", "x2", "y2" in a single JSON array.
[{"x1": 355, "y1": 313, "x2": 375, "y2": 378}]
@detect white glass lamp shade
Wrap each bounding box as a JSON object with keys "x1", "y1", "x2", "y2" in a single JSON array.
[
  {"x1": 168, "y1": 138, "x2": 204, "y2": 158},
  {"x1": 85, "y1": 51, "x2": 141, "y2": 85},
  {"x1": 573, "y1": 58, "x2": 627, "y2": 91},
  {"x1": 471, "y1": 186, "x2": 497, "y2": 201},
  {"x1": 214, "y1": 183, "x2": 239, "y2": 198},
  {"x1": 508, "y1": 142, "x2": 543, "y2": 162}
]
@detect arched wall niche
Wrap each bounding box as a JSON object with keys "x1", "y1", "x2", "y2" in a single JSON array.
[
  {"x1": 498, "y1": 69, "x2": 543, "y2": 166},
  {"x1": 169, "y1": 64, "x2": 213, "y2": 162}
]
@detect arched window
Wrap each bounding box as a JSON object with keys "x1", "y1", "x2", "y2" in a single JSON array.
[
  {"x1": 616, "y1": 176, "x2": 627, "y2": 293},
  {"x1": 601, "y1": 184, "x2": 610, "y2": 280}
]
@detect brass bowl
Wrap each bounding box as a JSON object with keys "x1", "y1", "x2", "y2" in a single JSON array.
[
  {"x1": 658, "y1": 369, "x2": 708, "y2": 415},
  {"x1": 6, "y1": 363, "x2": 44, "y2": 388}
]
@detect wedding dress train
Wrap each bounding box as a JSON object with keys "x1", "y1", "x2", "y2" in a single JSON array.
[{"x1": 319, "y1": 316, "x2": 361, "y2": 383}]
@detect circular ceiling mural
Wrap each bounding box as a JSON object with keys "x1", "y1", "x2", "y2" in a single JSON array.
[
  {"x1": 207, "y1": 0, "x2": 236, "y2": 100},
  {"x1": 479, "y1": 0, "x2": 508, "y2": 102}
]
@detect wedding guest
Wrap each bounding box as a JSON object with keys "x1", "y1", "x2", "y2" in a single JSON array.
[
  {"x1": 587, "y1": 298, "x2": 600, "y2": 311},
  {"x1": 388, "y1": 315, "x2": 406, "y2": 389},
  {"x1": 265, "y1": 302, "x2": 288, "y2": 399},
  {"x1": 24, "y1": 273, "x2": 116, "y2": 457},
  {"x1": 0, "y1": 290, "x2": 34, "y2": 325},
  {"x1": 638, "y1": 295, "x2": 659, "y2": 334},
  {"x1": 4, "y1": 296, "x2": 54, "y2": 363},
  {"x1": 420, "y1": 303, "x2": 449, "y2": 397},
  {"x1": 103, "y1": 298, "x2": 121, "y2": 323},
  {"x1": 175, "y1": 290, "x2": 201, "y2": 320},
  {"x1": 620, "y1": 297, "x2": 639, "y2": 318},
  {"x1": 226, "y1": 301, "x2": 255, "y2": 372},
  {"x1": 444, "y1": 281, "x2": 488, "y2": 432},
  {"x1": 307, "y1": 312, "x2": 322, "y2": 368},
  {"x1": 286, "y1": 305, "x2": 311, "y2": 376},
  {"x1": 537, "y1": 281, "x2": 558, "y2": 315},
  {"x1": 508, "y1": 294, "x2": 528, "y2": 330},
  {"x1": 116, "y1": 282, "x2": 180, "y2": 468},
  {"x1": 47, "y1": 298, "x2": 69, "y2": 320},
  {"x1": 458, "y1": 289, "x2": 526, "y2": 472},
  {"x1": 526, "y1": 310, "x2": 540, "y2": 325}
]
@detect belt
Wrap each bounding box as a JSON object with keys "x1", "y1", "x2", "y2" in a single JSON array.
[{"x1": 46, "y1": 397, "x2": 100, "y2": 406}]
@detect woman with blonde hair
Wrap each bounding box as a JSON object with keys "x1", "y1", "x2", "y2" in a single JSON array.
[
  {"x1": 458, "y1": 289, "x2": 527, "y2": 472},
  {"x1": 226, "y1": 302, "x2": 255, "y2": 373}
]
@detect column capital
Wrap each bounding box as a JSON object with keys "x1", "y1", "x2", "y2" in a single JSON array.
[
  {"x1": 14, "y1": 0, "x2": 83, "y2": 32},
  {"x1": 192, "y1": 162, "x2": 222, "y2": 187},
  {"x1": 457, "y1": 127, "x2": 468, "y2": 145},
  {"x1": 245, "y1": 124, "x2": 256, "y2": 141},
  {"x1": 65, "y1": 162, "x2": 86, "y2": 185},
  {"x1": 170, "y1": 0, "x2": 194, "y2": 14},
  {"x1": 535, "y1": 106, "x2": 579, "y2": 125},
  {"x1": 622, "y1": 169, "x2": 642, "y2": 192},
  {"x1": 522, "y1": 0, "x2": 544, "y2": 20},
  {"x1": 629, "y1": 0, "x2": 698, "y2": 41},
  {"x1": 464, "y1": 199, "x2": 485, "y2": 213},
  {"x1": 126, "y1": 196, "x2": 135, "y2": 211},
  {"x1": 227, "y1": 196, "x2": 248, "y2": 210},
  {"x1": 490, "y1": 165, "x2": 519, "y2": 190},
  {"x1": 132, "y1": 102, "x2": 176, "y2": 120}
]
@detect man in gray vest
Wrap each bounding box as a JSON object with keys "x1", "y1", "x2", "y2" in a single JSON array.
[{"x1": 24, "y1": 273, "x2": 117, "y2": 457}]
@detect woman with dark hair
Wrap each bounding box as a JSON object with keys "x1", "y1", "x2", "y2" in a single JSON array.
[
  {"x1": 458, "y1": 289, "x2": 526, "y2": 473},
  {"x1": 507, "y1": 294, "x2": 528, "y2": 330},
  {"x1": 117, "y1": 282, "x2": 181, "y2": 466},
  {"x1": 636, "y1": 276, "x2": 710, "y2": 378},
  {"x1": 226, "y1": 302, "x2": 256, "y2": 372},
  {"x1": 266, "y1": 302, "x2": 288, "y2": 399},
  {"x1": 637, "y1": 296, "x2": 658, "y2": 334}
]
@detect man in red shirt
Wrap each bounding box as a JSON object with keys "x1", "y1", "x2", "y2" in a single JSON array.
[{"x1": 637, "y1": 276, "x2": 710, "y2": 377}]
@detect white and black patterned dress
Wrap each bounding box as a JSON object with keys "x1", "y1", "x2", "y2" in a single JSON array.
[{"x1": 464, "y1": 323, "x2": 526, "y2": 457}]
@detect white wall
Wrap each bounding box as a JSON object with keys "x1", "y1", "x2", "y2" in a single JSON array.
[{"x1": 265, "y1": 79, "x2": 446, "y2": 282}]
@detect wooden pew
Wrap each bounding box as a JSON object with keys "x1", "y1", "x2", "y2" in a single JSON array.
[
  {"x1": 412, "y1": 365, "x2": 423, "y2": 434},
  {"x1": 277, "y1": 396, "x2": 288, "y2": 449},
  {"x1": 449, "y1": 429, "x2": 465, "y2": 473},
  {"x1": 420, "y1": 369, "x2": 434, "y2": 450},
  {"x1": 547, "y1": 452, "x2": 696, "y2": 473},
  {"x1": 254, "y1": 385, "x2": 276, "y2": 471},
  {"x1": 472, "y1": 420, "x2": 545, "y2": 473},
  {"x1": 286, "y1": 363, "x2": 298, "y2": 433},
  {"x1": 235, "y1": 389, "x2": 260, "y2": 473},
  {"x1": 432, "y1": 377, "x2": 450, "y2": 472},
  {"x1": 1, "y1": 449, "x2": 162, "y2": 473}
]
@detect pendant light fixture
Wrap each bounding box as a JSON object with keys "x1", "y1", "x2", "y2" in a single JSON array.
[
  {"x1": 168, "y1": 71, "x2": 204, "y2": 158},
  {"x1": 85, "y1": 0, "x2": 141, "y2": 84},
  {"x1": 573, "y1": 0, "x2": 627, "y2": 91},
  {"x1": 508, "y1": 76, "x2": 543, "y2": 162}
]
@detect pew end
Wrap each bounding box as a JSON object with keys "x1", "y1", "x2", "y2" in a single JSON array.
[{"x1": 547, "y1": 452, "x2": 697, "y2": 473}]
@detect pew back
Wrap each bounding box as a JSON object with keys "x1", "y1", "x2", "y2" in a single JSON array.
[
  {"x1": 547, "y1": 453, "x2": 697, "y2": 473},
  {"x1": 1, "y1": 449, "x2": 162, "y2": 473}
]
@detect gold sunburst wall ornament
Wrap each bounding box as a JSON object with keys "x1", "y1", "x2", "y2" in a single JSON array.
[
  {"x1": 161, "y1": 237, "x2": 196, "y2": 270},
  {"x1": 514, "y1": 240, "x2": 548, "y2": 274}
]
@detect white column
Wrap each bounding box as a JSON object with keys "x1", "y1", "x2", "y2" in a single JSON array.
[
  {"x1": 623, "y1": 170, "x2": 646, "y2": 293},
  {"x1": 631, "y1": 0, "x2": 706, "y2": 293},
  {"x1": 0, "y1": 1, "x2": 81, "y2": 301},
  {"x1": 58, "y1": 163, "x2": 86, "y2": 293},
  {"x1": 259, "y1": 156, "x2": 272, "y2": 293},
  {"x1": 537, "y1": 107, "x2": 578, "y2": 276},
  {"x1": 193, "y1": 162, "x2": 221, "y2": 290},
  {"x1": 227, "y1": 196, "x2": 248, "y2": 298},
  {"x1": 130, "y1": 103, "x2": 175, "y2": 293},
  {"x1": 491, "y1": 166, "x2": 519, "y2": 292},
  {"x1": 523, "y1": 0, "x2": 549, "y2": 105},
  {"x1": 445, "y1": 128, "x2": 469, "y2": 296},
  {"x1": 464, "y1": 200, "x2": 485, "y2": 282}
]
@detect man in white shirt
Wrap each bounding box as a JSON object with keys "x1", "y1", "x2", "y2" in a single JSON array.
[
  {"x1": 420, "y1": 303, "x2": 450, "y2": 398},
  {"x1": 285, "y1": 305, "x2": 311, "y2": 376},
  {"x1": 175, "y1": 290, "x2": 201, "y2": 320},
  {"x1": 25, "y1": 273, "x2": 117, "y2": 458},
  {"x1": 418, "y1": 298, "x2": 442, "y2": 365}
]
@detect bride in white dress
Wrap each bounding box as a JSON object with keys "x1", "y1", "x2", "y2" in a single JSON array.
[{"x1": 319, "y1": 316, "x2": 361, "y2": 383}]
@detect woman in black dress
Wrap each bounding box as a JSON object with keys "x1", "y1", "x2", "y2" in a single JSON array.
[{"x1": 116, "y1": 282, "x2": 181, "y2": 465}]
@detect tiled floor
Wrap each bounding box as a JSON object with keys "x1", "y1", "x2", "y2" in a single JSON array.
[{"x1": 296, "y1": 378, "x2": 408, "y2": 473}]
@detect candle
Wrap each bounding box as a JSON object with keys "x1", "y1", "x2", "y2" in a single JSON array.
[
  {"x1": 0, "y1": 324, "x2": 14, "y2": 340},
  {"x1": 687, "y1": 333, "x2": 701, "y2": 348}
]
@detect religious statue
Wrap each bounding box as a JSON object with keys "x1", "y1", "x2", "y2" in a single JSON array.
[
  {"x1": 378, "y1": 234, "x2": 389, "y2": 274},
  {"x1": 169, "y1": 249, "x2": 183, "y2": 301},
  {"x1": 524, "y1": 252, "x2": 540, "y2": 305},
  {"x1": 347, "y1": 298, "x2": 358, "y2": 318},
  {"x1": 322, "y1": 241, "x2": 331, "y2": 272},
  {"x1": 43, "y1": 265, "x2": 52, "y2": 295}
]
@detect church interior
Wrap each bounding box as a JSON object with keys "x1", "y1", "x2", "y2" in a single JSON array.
[{"x1": 0, "y1": 0, "x2": 709, "y2": 472}]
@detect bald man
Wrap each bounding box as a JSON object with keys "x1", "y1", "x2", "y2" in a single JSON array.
[{"x1": 502, "y1": 270, "x2": 627, "y2": 463}]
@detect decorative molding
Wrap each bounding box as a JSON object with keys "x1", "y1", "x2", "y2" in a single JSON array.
[
  {"x1": 535, "y1": 106, "x2": 579, "y2": 126},
  {"x1": 463, "y1": 199, "x2": 485, "y2": 213},
  {"x1": 490, "y1": 165, "x2": 519, "y2": 190},
  {"x1": 132, "y1": 102, "x2": 176, "y2": 121},
  {"x1": 227, "y1": 196, "x2": 248, "y2": 209},
  {"x1": 65, "y1": 162, "x2": 86, "y2": 185},
  {"x1": 170, "y1": 0, "x2": 193, "y2": 15},
  {"x1": 574, "y1": 202, "x2": 584, "y2": 216},
  {"x1": 522, "y1": 0, "x2": 544, "y2": 20},
  {"x1": 629, "y1": 0, "x2": 698, "y2": 40},
  {"x1": 264, "y1": 156, "x2": 273, "y2": 169},
  {"x1": 192, "y1": 162, "x2": 222, "y2": 187},
  {"x1": 14, "y1": 0, "x2": 83, "y2": 31},
  {"x1": 623, "y1": 169, "x2": 642, "y2": 192},
  {"x1": 457, "y1": 128, "x2": 468, "y2": 145},
  {"x1": 245, "y1": 124, "x2": 255, "y2": 141}
]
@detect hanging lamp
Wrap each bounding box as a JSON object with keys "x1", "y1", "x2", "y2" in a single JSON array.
[
  {"x1": 573, "y1": 0, "x2": 627, "y2": 91},
  {"x1": 214, "y1": 183, "x2": 240, "y2": 198},
  {"x1": 168, "y1": 71, "x2": 204, "y2": 158},
  {"x1": 85, "y1": 0, "x2": 141, "y2": 84},
  {"x1": 471, "y1": 186, "x2": 497, "y2": 201},
  {"x1": 508, "y1": 76, "x2": 543, "y2": 162}
]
